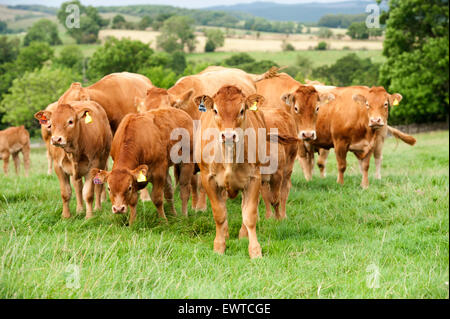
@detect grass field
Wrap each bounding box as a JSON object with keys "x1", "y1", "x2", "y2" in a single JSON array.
[{"x1": 0, "y1": 130, "x2": 448, "y2": 298}]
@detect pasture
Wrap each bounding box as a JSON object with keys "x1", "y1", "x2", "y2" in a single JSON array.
[{"x1": 0, "y1": 130, "x2": 448, "y2": 298}]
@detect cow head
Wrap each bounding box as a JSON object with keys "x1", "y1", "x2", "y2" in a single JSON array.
[
  {"x1": 281, "y1": 85, "x2": 334, "y2": 141},
  {"x1": 90, "y1": 165, "x2": 148, "y2": 213},
  {"x1": 194, "y1": 86, "x2": 265, "y2": 145},
  {"x1": 34, "y1": 103, "x2": 91, "y2": 151},
  {"x1": 353, "y1": 86, "x2": 402, "y2": 129}
]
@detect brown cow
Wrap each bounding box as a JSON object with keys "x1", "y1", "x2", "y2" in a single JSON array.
[
  {"x1": 256, "y1": 74, "x2": 334, "y2": 218},
  {"x1": 0, "y1": 125, "x2": 30, "y2": 176},
  {"x1": 40, "y1": 102, "x2": 58, "y2": 175},
  {"x1": 194, "y1": 85, "x2": 279, "y2": 258},
  {"x1": 59, "y1": 72, "x2": 152, "y2": 201},
  {"x1": 90, "y1": 108, "x2": 195, "y2": 225},
  {"x1": 34, "y1": 101, "x2": 112, "y2": 218},
  {"x1": 300, "y1": 86, "x2": 407, "y2": 188}
]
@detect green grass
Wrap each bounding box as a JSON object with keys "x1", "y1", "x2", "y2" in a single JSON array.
[
  {"x1": 188, "y1": 50, "x2": 385, "y2": 68},
  {"x1": 0, "y1": 131, "x2": 448, "y2": 298}
]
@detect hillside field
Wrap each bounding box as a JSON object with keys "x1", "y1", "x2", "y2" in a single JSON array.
[{"x1": 0, "y1": 131, "x2": 448, "y2": 298}]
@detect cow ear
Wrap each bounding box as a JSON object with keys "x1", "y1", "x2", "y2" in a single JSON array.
[
  {"x1": 90, "y1": 168, "x2": 109, "y2": 184},
  {"x1": 352, "y1": 94, "x2": 367, "y2": 107},
  {"x1": 34, "y1": 110, "x2": 52, "y2": 124},
  {"x1": 71, "y1": 82, "x2": 82, "y2": 89},
  {"x1": 131, "y1": 165, "x2": 149, "y2": 183},
  {"x1": 245, "y1": 94, "x2": 265, "y2": 110},
  {"x1": 77, "y1": 108, "x2": 92, "y2": 120},
  {"x1": 194, "y1": 95, "x2": 214, "y2": 110},
  {"x1": 173, "y1": 89, "x2": 194, "y2": 109},
  {"x1": 134, "y1": 96, "x2": 145, "y2": 112},
  {"x1": 318, "y1": 93, "x2": 334, "y2": 106},
  {"x1": 389, "y1": 93, "x2": 402, "y2": 107},
  {"x1": 281, "y1": 93, "x2": 294, "y2": 106}
]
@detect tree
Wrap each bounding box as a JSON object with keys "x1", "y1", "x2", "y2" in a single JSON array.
[
  {"x1": 23, "y1": 19, "x2": 62, "y2": 46},
  {"x1": 0, "y1": 21, "x2": 8, "y2": 34},
  {"x1": 0, "y1": 67, "x2": 81, "y2": 131},
  {"x1": 318, "y1": 27, "x2": 333, "y2": 39},
  {"x1": 169, "y1": 51, "x2": 187, "y2": 74},
  {"x1": 0, "y1": 36, "x2": 20, "y2": 64},
  {"x1": 379, "y1": 0, "x2": 449, "y2": 124},
  {"x1": 16, "y1": 42, "x2": 54, "y2": 73},
  {"x1": 315, "y1": 41, "x2": 328, "y2": 50},
  {"x1": 55, "y1": 45, "x2": 84, "y2": 74},
  {"x1": 57, "y1": 1, "x2": 108, "y2": 44},
  {"x1": 204, "y1": 29, "x2": 225, "y2": 52},
  {"x1": 138, "y1": 66, "x2": 177, "y2": 89},
  {"x1": 224, "y1": 53, "x2": 255, "y2": 67},
  {"x1": 87, "y1": 37, "x2": 153, "y2": 80},
  {"x1": 346, "y1": 22, "x2": 369, "y2": 40},
  {"x1": 138, "y1": 16, "x2": 153, "y2": 30},
  {"x1": 111, "y1": 14, "x2": 126, "y2": 29},
  {"x1": 157, "y1": 16, "x2": 196, "y2": 53}
]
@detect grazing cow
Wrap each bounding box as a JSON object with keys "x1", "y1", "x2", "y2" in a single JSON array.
[
  {"x1": 194, "y1": 85, "x2": 299, "y2": 258},
  {"x1": 59, "y1": 72, "x2": 153, "y2": 201},
  {"x1": 34, "y1": 101, "x2": 112, "y2": 218},
  {"x1": 256, "y1": 73, "x2": 334, "y2": 218},
  {"x1": 0, "y1": 126, "x2": 30, "y2": 176},
  {"x1": 90, "y1": 108, "x2": 195, "y2": 225},
  {"x1": 300, "y1": 86, "x2": 408, "y2": 188},
  {"x1": 138, "y1": 67, "x2": 277, "y2": 211}
]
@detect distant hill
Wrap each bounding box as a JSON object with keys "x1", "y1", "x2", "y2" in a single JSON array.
[{"x1": 206, "y1": 1, "x2": 381, "y2": 22}]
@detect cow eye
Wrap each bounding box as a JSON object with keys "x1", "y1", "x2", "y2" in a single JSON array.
[
  {"x1": 315, "y1": 106, "x2": 320, "y2": 113},
  {"x1": 128, "y1": 185, "x2": 132, "y2": 192},
  {"x1": 384, "y1": 101, "x2": 389, "y2": 108},
  {"x1": 366, "y1": 102, "x2": 370, "y2": 109},
  {"x1": 68, "y1": 119, "x2": 74, "y2": 125},
  {"x1": 294, "y1": 105, "x2": 299, "y2": 113},
  {"x1": 107, "y1": 186, "x2": 111, "y2": 191},
  {"x1": 213, "y1": 108, "x2": 218, "y2": 115},
  {"x1": 240, "y1": 109, "x2": 244, "y2": 116}
]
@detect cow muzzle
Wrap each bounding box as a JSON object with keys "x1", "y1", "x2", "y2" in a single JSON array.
[
  {"x1": 299, "y1": 130, "x2": 317, "y2": 141},
  {"x1": 112, "y1": 205, "x2": 127, "y2": 214},
  {"x1": 369, "y1": 117, "x2": 385, "y2": 128},
  {"x1": 51, "y1": 136, "x2": 67, "y2": 147},
  {"x1": 220, "y1": 130, "x2": 239, "y2": 144}
]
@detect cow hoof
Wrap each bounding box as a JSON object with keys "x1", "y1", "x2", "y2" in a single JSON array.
[
  {"x1": 213, "y1": 241, "x2": 226, "y2": 254},
  {"x1": 61, "y1": 213, "x2": 71, "y2": 219},
  {"x1": 249, "y1": 244, "x2": 262, "y2": 259}
]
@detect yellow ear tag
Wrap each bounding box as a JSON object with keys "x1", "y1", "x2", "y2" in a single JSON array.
[
  {"x1": 85, "y1": 112, "x2": 92, "y2": 124},
  {"x1": 249, "y1": 101, "x2": 258, "y2": 111},
  {"x1": 393, "y1": 99, "x2": 399, "y2": 106},
  {"x1": 137, "y1": 170, "x2": 147, "y2": 182}
]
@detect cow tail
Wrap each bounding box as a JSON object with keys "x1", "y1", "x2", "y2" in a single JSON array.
[{"x1": 387, "y1": 126, "x2": 416, "y2": 146}]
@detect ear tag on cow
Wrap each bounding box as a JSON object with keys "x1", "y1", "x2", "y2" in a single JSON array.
[
  {"x1": 250, "y1": 101, "x2": 258, "y2": 111},
  {"x1": 393, "y1": 99, "x2": 399, "y2": 106},
  {"x1": 85, "y1": 112, "x2": 92, "y2": 124},
  {"x1": 198, "y1": 99, "x2": 207, "y2": 112},
  {"x1": 93, "y1": 175, "x2": 103, "y2": 185},
  {"x1": 39, "y1": 115, "x2": 48, "y2": 125},
  {"x1": 137, "y1": 170, "x2": 147, "y2": 182}
]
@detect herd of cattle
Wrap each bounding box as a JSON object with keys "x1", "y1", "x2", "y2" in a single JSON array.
[{"x1": 0, "y1": 66, "x2": 416, "y2": 258}]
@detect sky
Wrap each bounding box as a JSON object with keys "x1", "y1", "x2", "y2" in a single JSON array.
[{"x1": 0, "y1": 0, "x2": 360, "y2": 9}]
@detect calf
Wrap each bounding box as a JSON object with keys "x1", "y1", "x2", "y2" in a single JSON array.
[
  {"x1": 194, "y1": 85, "x2": 277, "y2": 258},
  {"x1": 301, "y1": 86, "x2": 405, "y2": 188},
  {"x1": 35, "y1": 101, "x2": 112, "y2": 218},
  {"x1": 256, "y1": 76, "x2": 334, "y2": 218},
  {"x1": 0, "y1": 125, "x2": 30, "y2": 176},
  {"x1": 90, "y1": 108, "x2": 195, "y2": 225}
]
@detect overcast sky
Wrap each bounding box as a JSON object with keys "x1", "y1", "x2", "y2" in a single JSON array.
[{"x1": 0, "y1": 0, "x2": 360, "y2": 9}]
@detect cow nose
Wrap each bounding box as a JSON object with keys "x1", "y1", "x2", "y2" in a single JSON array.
[
  {"x1": 370, "y1": 117, "x2": 384, "y2": 126},
  {"x1": 220, "y1": 131, "x2": 239, "y2": 144},
  {"x1": 51, "y1": 136, "x2": 65, "y2": 145},
  {"x1": 112, "y1": 205, "x2": 126, "y2": 214},
  {"x1": 300, "y1": 130, "x2": 316, "y2": 141}
]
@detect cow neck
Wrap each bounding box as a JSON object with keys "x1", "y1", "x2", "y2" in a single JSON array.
[{"x1": 112, "y1": 131, "x2": 142, "y2": 172}]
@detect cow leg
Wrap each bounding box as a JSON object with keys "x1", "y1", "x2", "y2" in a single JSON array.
[
  {"x1": 261, "y1": 181, "x2": 272, "y2": 219},
  {"x1": 71, "y1": 176, "x2": 84, "y2": 213},
  {"x1": 360, "y1": 152, "x2": 372, "y2": 189},
  {"x1": 22, "y1": 143, "x2": 30, "y2": 177},
  {"x1": 82, "y1": 176, "x2": 95, "y2": 219},
  {"x1": 101, "y1": 161, "x2": 108, "y2": 202},
  {"x1": 12, "y1": 152, "x2": 20, "y2": 175},
  {"x1": 129, "y1": 204, "x2": 137, "y2": 226},
  {"x1": 151, "y1": 173, "x2": 167, "y2": 220},
  {"x1": 373, "y1": 139, "x2": 384, "y2": 180},
  {"x1": 46, "y1": 149, "x2": 53, "y2": 175},
  {"x1": 269, "y1": 170, "x2": 282, "y2": 219},
  {"x1": 140, "y1": 187, "x2": 151, "y2": 202},
  {"x1": 163, "y1": 171, "x2": 177, "y2": 216},
  {"x1": 2, "y1": 151, "x2": 10, "y2": 175},
  {"x1": 190, "y1": 174, "x2": 199, "y2": 210},
  {"x1": 317, "y1": 148, "x2": 329, "y2": 178},
  {"x1": 334, "y1": 141, "x2": 349, "y2": 185},
  {"x1": 279, "y1": 165, "x2": 294, "y2": 220},
  {"x1": 240, "y1": 175, "x2": 262, "y2": 259},
  {"x1": 55, "y1": 165, "x2": 72, "y2": 218},
  {"x1": 196, "y1": 177, "x2": 208, "y2": 211},
  {"x1": 94, "y1": 183, "x2": 103, "y2": 211},
  {"x1": 201, "y1": 172, "x2": 228, "y2": 254},
  {"x1": 178, "y1": 163, "x2": 194, "y2": 216}
]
